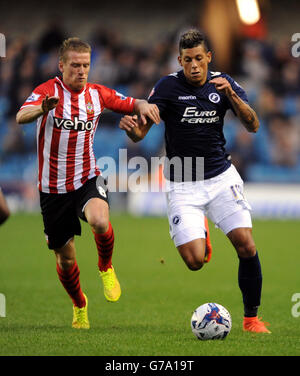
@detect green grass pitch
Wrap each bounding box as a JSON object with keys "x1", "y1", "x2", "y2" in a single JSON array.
[{"x1": 0, "y1": 212, "x2": 300, "y2": 356}]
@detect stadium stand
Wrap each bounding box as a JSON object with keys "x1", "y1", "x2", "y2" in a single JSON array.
[{"x1": 0, "y1": 1, "x2": 299, "y2": 212}]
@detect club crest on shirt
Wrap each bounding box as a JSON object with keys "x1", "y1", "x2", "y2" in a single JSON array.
[
  {"x1": 208, "y1": 93, "x2": 220, "y2": 103},
  {"x1": 86, "y1": 101, "x2": 94, "y2": 115}
]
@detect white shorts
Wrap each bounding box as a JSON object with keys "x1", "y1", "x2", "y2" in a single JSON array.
[{"x1": 166, "y1": 164, "x2": 252, "y2": 247}]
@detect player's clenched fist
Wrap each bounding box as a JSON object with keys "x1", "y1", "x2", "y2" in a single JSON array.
[
  {"x1": 119, "y1": 115, "x2": 138, "y2": 132},
  {"x1": 209, "y1": 77, "x2": 233, "y2": 96},
  {"x1": 134, "y1": 100, "x2": 160, "y2": 125},
  {"x1": 41, "y1": 94, "x2": 60, "y2": 113}
]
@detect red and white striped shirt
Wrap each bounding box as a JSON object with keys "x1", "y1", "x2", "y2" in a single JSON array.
[{"x1": 20, "y1": 76, "x2": 135, "y2": 193}]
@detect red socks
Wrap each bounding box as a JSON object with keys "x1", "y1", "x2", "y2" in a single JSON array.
[
  {"x1": 56, "y1": 222, "x2": 114, "y2": 307},
  {"x1": 93, "y1": 222, "x2": 114, "y2": 272},
  {"x1": 56, "y1": 261, "x2": 86, "y2": 308}
]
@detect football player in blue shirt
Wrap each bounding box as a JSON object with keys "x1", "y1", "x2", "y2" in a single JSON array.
[{"x1": 120, "y1": 29, "x2": 270, "y2": 333}]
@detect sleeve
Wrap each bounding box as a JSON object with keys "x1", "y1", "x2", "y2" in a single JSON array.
[
  {"x1": 224, "y1": 74, "x2": 249, "y2": 115},
  {"x1": 147, "y1": 78, "x2": 168, "y2": 117},
  {"x1": 19, "y1": 80, "x2": 53, "y2": 110},
  {"x1": 98, "y1": 86, "x2": 136, "y2": 114}
]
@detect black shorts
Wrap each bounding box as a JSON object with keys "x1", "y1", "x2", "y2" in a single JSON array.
[{"x1": 40, "y1": 176, "x2": 109, "y2": 250}]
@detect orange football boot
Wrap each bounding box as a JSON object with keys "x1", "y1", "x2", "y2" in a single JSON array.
[{"x1": 243, "y1": 316, "x2": 271, "y2": 333}]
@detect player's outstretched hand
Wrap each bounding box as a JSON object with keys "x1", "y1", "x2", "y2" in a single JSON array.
[
  {"x1": 209, "y1": 77, "x2": 233, "y2": 96},
  {"x1": 119, "y1": 115, "x2": 139, "y2": 132},
  {"x1": 135, "y1": 101, "x2": 160, "y2": 126},
  {"x1": 42, "y1": 95, "x2": 59, "y2": 113}
]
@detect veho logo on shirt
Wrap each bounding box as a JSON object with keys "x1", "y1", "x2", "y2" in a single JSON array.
[{"x1": 54, "y1": 116, "x2": 93, "y2": 131}]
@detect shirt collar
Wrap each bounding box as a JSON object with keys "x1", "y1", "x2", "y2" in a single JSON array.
[
  {"x1": 179, "y1": 70, "x2": 211, "y2": 88},
  {"x1": 55, "y1": 76, "x2": 86, "y2": 95}
]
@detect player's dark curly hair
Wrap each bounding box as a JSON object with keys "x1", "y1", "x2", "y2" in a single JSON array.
[
  {"x1": 59, "y1": 37, "x2": 91, "y2": 62},
  {"x1": 179, "y1": 29, "x2": 209, "y2": 54}
]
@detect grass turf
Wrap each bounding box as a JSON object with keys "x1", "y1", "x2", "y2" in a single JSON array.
[{"x1": 0, "y1": 213, "x2": 300, "y2": 356}]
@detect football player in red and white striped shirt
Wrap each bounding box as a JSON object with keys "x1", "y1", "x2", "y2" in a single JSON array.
[{"x1": 16, "y1": 37, "x2": 160, "y2": 329}]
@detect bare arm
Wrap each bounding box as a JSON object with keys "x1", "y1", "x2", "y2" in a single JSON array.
[
  {"x1": 119, "y1": 115, "x2": 154, "y2": 143},
  {"x1": 16, "y1": 95, "x2": 59, "y2": 124},
  {"x1": 133, "y1": 100, "x2": 160, "y2": 126},
  {"x1": 16, "y1": 105, "x2": 44, "y2": 124},
  {"x1": 226, "y1": 90, "x2": 259, "y2": 133},
  {"x1": 209, "y1": 77, "x2": 259, "y2": 133}
]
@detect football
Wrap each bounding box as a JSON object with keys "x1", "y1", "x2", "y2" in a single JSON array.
[{"x1": 191, "y1": 303, "x2": 232, "y2": 340}]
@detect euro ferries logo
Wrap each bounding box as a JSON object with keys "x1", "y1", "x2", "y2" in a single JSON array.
[
  {"x1": 54, "y1": 117, "x2": 93, "y2": 131},
  {"x1": 181, "y1": 107, "x2": 220, "y2": 124}
]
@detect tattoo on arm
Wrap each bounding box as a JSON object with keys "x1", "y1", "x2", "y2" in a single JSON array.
[
  {"x1": 243, "y1": 108, "x2": 256, "y2": 125},
  {"x1": 228, "y1": 91, "x2": 259, "y2": 132}
]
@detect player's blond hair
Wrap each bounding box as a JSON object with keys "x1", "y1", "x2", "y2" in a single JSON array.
[{"x1": 59, "y1": 37, "x2": 91, "y2": 62}]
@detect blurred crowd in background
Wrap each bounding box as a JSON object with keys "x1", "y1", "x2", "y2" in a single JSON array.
[{"x1": 0, "y1": 15, "x2": 300, "y2": 196}]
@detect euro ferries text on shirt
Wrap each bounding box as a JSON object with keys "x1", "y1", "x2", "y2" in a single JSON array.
[{"x1": 181, "y1": 107, "x2": 220, "y2": 124}]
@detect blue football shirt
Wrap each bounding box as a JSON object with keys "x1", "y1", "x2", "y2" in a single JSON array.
[{"x1": 148, "y1": 70, "x2": 248, "y2": 181}]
